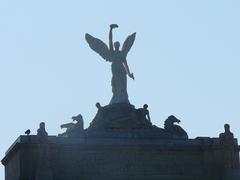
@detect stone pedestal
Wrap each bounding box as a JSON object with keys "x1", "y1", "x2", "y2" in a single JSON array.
[{"x1": 89, "y1": 103, "x2": 153, "y2": 130}]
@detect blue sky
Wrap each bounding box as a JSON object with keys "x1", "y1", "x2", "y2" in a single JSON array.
[{"x1": 0, "y1": 0, "x2": 240, "y2": 178}]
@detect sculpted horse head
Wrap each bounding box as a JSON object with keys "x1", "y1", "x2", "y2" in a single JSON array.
[
  {"x1": 164, "y1": 115, "x2": 188, "y2": 139},
  {"x1": 72, "y1": 114, "x2": 83, "y2": 123},
  {"x1": 164, "y1": 115, "x2": 181, "y2": 129}
]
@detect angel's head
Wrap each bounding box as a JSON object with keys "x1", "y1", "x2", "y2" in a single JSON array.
[{"x1": 114, "y1": 41, "x2": 120, "y2": 51}]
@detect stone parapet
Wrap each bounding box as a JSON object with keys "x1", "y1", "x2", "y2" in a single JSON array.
[{"x1": 2, "y1": 135, "x2": 240, "y2": 180}]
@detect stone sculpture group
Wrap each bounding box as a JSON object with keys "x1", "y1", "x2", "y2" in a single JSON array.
[{"x1": 56, "y1": 24, "x2": 188, "y2": 138}]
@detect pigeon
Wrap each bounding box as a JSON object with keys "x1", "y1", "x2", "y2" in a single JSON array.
[{"x1": 25, "y1": 129, "x2": 31, "y2": 135}]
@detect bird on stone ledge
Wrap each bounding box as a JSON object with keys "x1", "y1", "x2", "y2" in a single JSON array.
[{"x1": 25, "y1": 129, "x2": 31, "y2": 135}]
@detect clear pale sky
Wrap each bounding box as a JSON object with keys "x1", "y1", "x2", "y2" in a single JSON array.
[{"x1": 0, "y1": 0, "x2": 240, "y2": 178}]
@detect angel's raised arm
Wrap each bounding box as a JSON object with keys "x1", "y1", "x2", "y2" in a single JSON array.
[
  {"x1": 109, "y1": 24, "x2": 119, "y2": 52},
  {"x1": 109, "y1": 28, "x2": 113, "y2": 52}
]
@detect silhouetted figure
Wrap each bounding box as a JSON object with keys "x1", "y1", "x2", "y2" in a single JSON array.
[
  {"x1": 37, "y1": 122, "x2": 48, "y2": 137},
  {"x1": 25, "y1": 129, "x2": 31, "y2": 135},
  {"x1": 89, "y1": 102, "x2": 104, "y2": 127},
  {"x1": 219, "y1": 124, "x2": 236, "y2": 169},
  {"x1": 36, "y1": 122, "x2": 52, "y2": 180},
  {"x1": 137, "y1": 104, "x2": 151, "y2": 121},
  {"x1": 219, "y1": 124, "x2": 234, "y2": 144},
  {"x1": 85, "y1": 24, "x2": 136, "y2": 104},
  {"x1": 164, "y1": 115, "x2": 188, "y2": 139}
]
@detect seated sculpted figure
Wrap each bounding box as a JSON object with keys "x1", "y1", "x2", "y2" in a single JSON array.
[
  {"x1": 219, "y1": 124, "x2": 234, "y2": 144},
  {"x1": 59, "y1": 114, "x2": 84, "y2": 137},
  {"x1": 37, "y1": 122, "x2": 48, "y2": 137},
  {"x1": 137, "y1": 104, "x2": 151, "y2": 122},
  {"x1": 37, "y1": 122, "x2": 48, "y2": 142}
]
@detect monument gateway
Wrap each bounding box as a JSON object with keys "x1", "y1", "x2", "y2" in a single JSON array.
[{"x1": 2, "y1": 25, "x2": 240, "y2": 180}]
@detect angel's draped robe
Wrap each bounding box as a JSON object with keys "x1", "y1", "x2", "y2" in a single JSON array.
[{"x1": 109, "y1": 51, "x2": 130, "y2": 104}]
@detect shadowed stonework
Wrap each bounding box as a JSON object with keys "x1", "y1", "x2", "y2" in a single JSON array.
[
  {"x1": 2, "y1": 25, "x2": 240, "y2": 180},
  {"x1": 2, "y1": 131, "x2": 240, "y2": 180}
]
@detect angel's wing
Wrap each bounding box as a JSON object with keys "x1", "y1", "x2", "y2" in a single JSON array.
[
  {"x1": 85, "y1": 33, "x2": 111, "y2": 61},
  {"x1": 121, "y1": 32, "x2": 136, "y2": 57}
]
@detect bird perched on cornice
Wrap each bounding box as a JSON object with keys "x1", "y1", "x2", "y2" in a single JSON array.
[{"x1": 25, "y1": 129, "x2": 31, "y2": 135}]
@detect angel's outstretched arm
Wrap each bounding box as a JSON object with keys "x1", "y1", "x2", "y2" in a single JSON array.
[{"x1": 123, "y1": 60, "x2": 134, "y2": 80}]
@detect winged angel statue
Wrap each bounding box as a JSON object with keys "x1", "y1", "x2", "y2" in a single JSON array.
[{"x1": 85, "y1": 24, "x2": 136, "y2": 105}]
